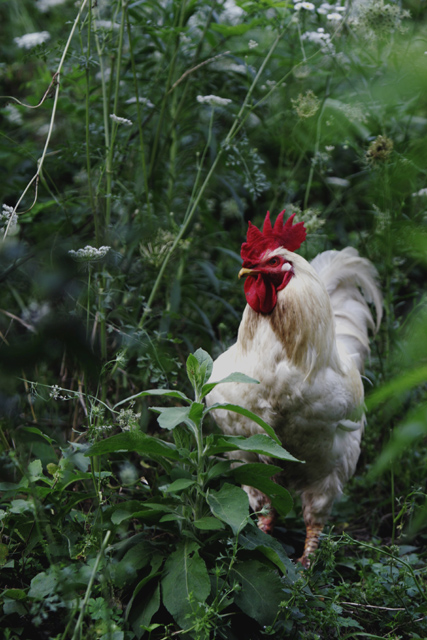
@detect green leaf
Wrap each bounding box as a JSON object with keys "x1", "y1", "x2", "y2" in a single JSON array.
[
  {"x1": 193, "y1": 348, "x2": 213, "y2": 386},
  {"x1": 114, "y1": 388, "x2": 191, "y2": 410},
  {"x1": 27, "y1": 459, "x2": 44, "y2": 482},
  {"x1": 151, "y1": 406, "x2": 191, "y2": 430},
  {"x1": 85, "y1": 431, "x2": 180, "y2": 460},
  {"x1": 238, "y1": 527, "x2": 296, "y2": 578},
  {"x1": 21, "y1": 427, "x2": 54, "y2": 444},
  {"x1": 206, "y1": 434, "x2": 301, "y2": 463},
  {"x1": 189, "y1": 401, "x2": 204, "y2": 425},
  {"x1": 1, "y1": 588, "x2": 27, "y2": 601},
  {"x1": 130, "y1": 584, "x2": 161, "y2": 640},
  {"x1": 205, "y1": 402, "x2": 281, "y2": 444},
  {"x1": 112, "y1": 542, "x2": 153, "y2": 585},
  {"x1": 161, "y1": 541, "x2": 211, "y2": 629},
  {"x1": 201, "y1": 372, "x2": 259, "y2": 398},
  {"x1": 162, "y1": 478, "x2": 195, "y2": 493},
  {"x1": 232, "y1": 463, "x2": 293, "y2": 516},
  {"x1": 207, "y1": 483, "x2": 249, "y2": 534},
  {"x1": 186, "y1": 353, "x2": 199, "y2": 389},
  {"x1": 231, "y1": 560, "x2": 284, "y2": 626},
  {"x1": 29, "y1": 571, "x2": 57, "y2": 599},
  {"x1": 193, "y1": 517, "x2": 225, "y2": 531}
]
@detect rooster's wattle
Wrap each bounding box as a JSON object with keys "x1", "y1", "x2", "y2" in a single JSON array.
[{"x1": 206, "y1": 211, "x2": 382, "y2": 566}]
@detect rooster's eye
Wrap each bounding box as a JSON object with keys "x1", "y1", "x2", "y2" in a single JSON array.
[{"x1": 267, "y1": 257, "x2": 280, "y2": 266}]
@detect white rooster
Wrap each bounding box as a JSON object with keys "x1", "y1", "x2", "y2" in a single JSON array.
[{"x1": 206, "y1": 211, "x2": 382, "y2": 566}]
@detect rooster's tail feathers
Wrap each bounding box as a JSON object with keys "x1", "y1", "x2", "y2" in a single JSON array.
[{"x1": 310, "y1": 247, "x2": 382, "y2": 371}]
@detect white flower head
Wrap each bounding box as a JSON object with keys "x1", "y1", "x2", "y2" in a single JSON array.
[
  {"x1": 125, "y1": 96, "x2": 154, "y2": 108},
  {"x1": 248, "y1": 39, "x2": 258, "y2": 49},
  {"x1": 412, "y1": 188, "x2": 427, "y2": 197},
  {"x1": 14, "y1": 31, "x2": 50, "y2": 49},
  {"x1": 110, "y1": 114, "x2": 133, "y2": 126},
  {"x1": 1, "y1": 204, "x2": 18, "y2": 231},
  {"x1": 327, "y1": 12, "x2": 343, "y2": 21},
  {"x1": 94, "y1": 20, "x2": 120, "y2": 30},
  {"x1": 197, "y1": 95, "x2": 232, "y2": 107},
  {"x1": 294, "y1": 2, "x2": 315, "y2": 10},
  {"x1": 68, "y1": 245, "x2": 111, "y2": 262},
  {"x1": 325, "y1": 176, "x2": 350, "y2": 188},
  {"x1": 36, "y1": 0, "x2": 67, "y2": 12}
]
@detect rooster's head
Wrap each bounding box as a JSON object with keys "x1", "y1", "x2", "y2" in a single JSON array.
[{"x1": 239, "y1": 211, "x2": 306, "y2": 314}]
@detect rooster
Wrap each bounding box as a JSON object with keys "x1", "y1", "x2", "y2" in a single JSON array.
[{"x1": 206, "y1": 211, "x2": 382, "y2": 566}]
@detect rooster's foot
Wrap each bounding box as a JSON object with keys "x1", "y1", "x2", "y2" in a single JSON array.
[{"x1": 298, "y1": 522, "x2": 323, "y2": 568}]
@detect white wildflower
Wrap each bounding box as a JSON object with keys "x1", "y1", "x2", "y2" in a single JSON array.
[
  {"x1": 325, "y1": 145, "x2": 335, "y2": 152},
  {"x1": 412, "y1": 188, "x2": 427, "y2": 197},
  {"x1": 36, "y1": 0, "x2": 67, "y2": 11},
  {"x1": 4, "y1": 105, "x2": 23, "y2": 125},
  {"x1": 125, "y1": 96, "x2": 154, "y2": 108},
  {"x1": 325, "y1": 176, "x2": 350, "y2": 188},
  {"x1": 327, "y1": 12, "x2": 343, "y2": 21},
  {"x1": 294, "y1": 2, "x2": 315, "y2": 10},
  {"x1": 68, "y1": 245, "x2": 111, "y2": 261},
  {"x1": 50, "y1": 385, "x2": 70, "y2": 401},
  {"x1": 317, "y1": 2, "x2": 334, "y2": 14},
  {"x1": 248, "y1": 39, "x2": 258, "y2": 49},
  {"x1": 301, "y1": 29, "x2": 335, "y2": 53},
  {"x1": 197, "y1": 95, "x2": 232, "y2": 107},
  {"x1": 221, "y1": 0, "x2": 244, "y2": 24},
  {"x1": 1, "y1": 204, "x2": 18, "y2": 231},
  {"x1": 94, "y1": 20, "x2": 120, "y2": 30},
  {"x1": 110, "y1": 114, "x2": 133, "y2": 126},
  {"x1": 14, "y1": 31, "x2": 50, "y2": 49}
]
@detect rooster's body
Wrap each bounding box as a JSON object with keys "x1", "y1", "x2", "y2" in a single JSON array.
[{"x1": 206, "y1": 212, "x2": 382, "y2": 565}]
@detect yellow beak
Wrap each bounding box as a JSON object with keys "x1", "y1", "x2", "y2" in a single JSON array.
[{"x1": 238, "y1": 267, "x2": 255, "y2": 279}]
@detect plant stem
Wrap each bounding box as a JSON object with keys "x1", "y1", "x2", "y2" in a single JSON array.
[{"x1": 71, "y1": 530, "x2": 111, "y2": 640}]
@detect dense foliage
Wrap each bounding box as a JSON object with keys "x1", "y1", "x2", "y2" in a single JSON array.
[{"x1": 0, "y1": 0, "x2": 426, "y2": 638}]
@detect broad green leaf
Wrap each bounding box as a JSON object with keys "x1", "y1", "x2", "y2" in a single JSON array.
[
  {"x1": 238, "y1": 527, "x2": 297, "y2": 579},
  {"x1": 232, "y1": 463, "x2": 293, "y2": 516},
  {"x1": 29, "y1": 571, "x2": 57, "y2": 599},
  {"x1": 112, "y1": 542, "x2": 153, "y2": 585},
  {"x1": 206, "y1": 434, "x2": 301, "y2": 463},
  {"x1": 193, "y1": 348, "x2": 213, "y2": 386},
  {"x1": 207, "y1": 483, "x2": 249, "y2": 534},
  {"x1": 0, "y1": 543, "x2": 9, "y2": 566},
  {"x1": 85, "y1": 431, "x2": 180, "y2": 460},
  {"x1": 114, "y1": 388, "x2": 191, "y2": 410},
  {"x1": 27, "y1": 459, "x2": 44, "y2": 482},
  {"x1": 151, "y1": 406, "x2": 191, "y2": 430},
  {"x1": 161, "y1": 541, "x2": 211, "y2": 629},
  {"x1": 231, "y1": 559, "x2": 284, "y2": 626},
  {"x1": 130, "y1": 583, "x2": 161, "y2": 640},
  {"x1": 201, "y1": 372, "x2": 259, "y2": 399},
  {"x1": 205, "y1": 402, "x2": 280, "y2": 444},
  {"x1": 162, "y1": 478, "x2": 195, "y2": 493},
  {"x1": 193, "y1": 517, "x2": 225, "y2": 530}
]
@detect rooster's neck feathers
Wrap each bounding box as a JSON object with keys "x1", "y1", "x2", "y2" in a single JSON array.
[{"x1": 238, "y1": 251, "x2": 343, "y2": 377}]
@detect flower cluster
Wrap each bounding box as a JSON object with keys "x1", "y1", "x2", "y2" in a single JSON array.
[
  {"x1": 110, "y1": 114, "x2": 133, "y2": 126},
  {"x1": 50, "y1": 385, "x2": 71, "y2": 401},
  {"x1": 248, "y1": 39, "x2": 258, "y2": 49},
  {"x1": 353, "y1": 0, "x2": 410, "y2": 40},
  {"x1": 294, "y1": 2, "x2": 315, "y2": 11},
  {"x1": 197, "y1": 95, "x2": 232, "y2": 107},
  {"x1": 1, "y1": 204, "x2": 18, "y2": 231},
  {"x1": 366, "y1": 135, "x2": 394, "y2": 165},
  {"x1": 118, "y1": 408, "x2": 141, "y2": 432},
  {"x1": 412, "y1": 188, "x2": 427, "y2": 198},
  {"x1": 291, "y1": 90, "x2": 321, "y2": 119},
  {"x1": 302, "y1": 28, "x2": 335, "y2": 54},
  {"x1": 14, "y1": 31, "x2": 50, "y2": 49},
  {"x1": 68, "y1": 245, "x2": 111, "y2": 261}
]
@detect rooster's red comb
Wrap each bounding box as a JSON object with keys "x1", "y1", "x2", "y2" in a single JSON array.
[{"x1": 241, "y1": 211, "x2": 306, "y2": 264}]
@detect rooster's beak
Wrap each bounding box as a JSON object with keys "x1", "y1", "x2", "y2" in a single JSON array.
[{"x1": 238, "y1": 267, "x2": 255, "y2": 279}]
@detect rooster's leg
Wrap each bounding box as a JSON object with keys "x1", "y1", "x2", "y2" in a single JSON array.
[
  {"x1": 243, "y1": 485, "x2": 277, "y2": 533},
  {"x1": 298, "y1": 522, "x2": 323, "y2": 568}
]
